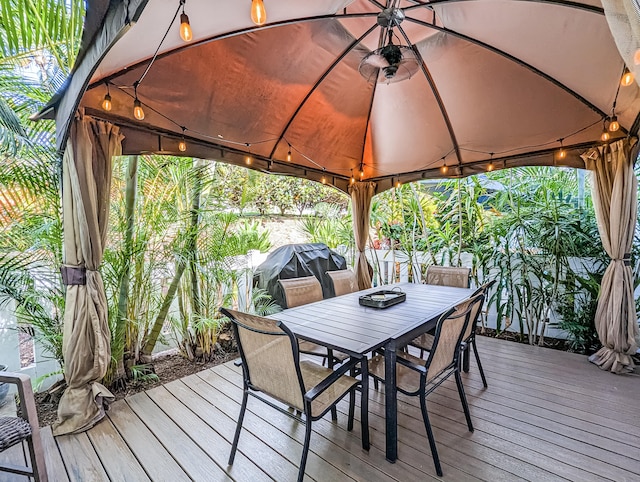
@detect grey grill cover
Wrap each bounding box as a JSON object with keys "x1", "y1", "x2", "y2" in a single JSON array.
[{"x1": 254, "y1": 243, "x2": 347, "y2": 308}]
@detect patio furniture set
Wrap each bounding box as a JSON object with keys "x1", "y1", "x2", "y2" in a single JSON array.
[{"x1": 222, "y1": 266, "x2": 492, "y2": 481}]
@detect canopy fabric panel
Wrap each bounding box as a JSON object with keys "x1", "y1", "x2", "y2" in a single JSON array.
[
  {"x1": 583, "y1": 138, "x2": 639, "y2": 373},
  {"x1": 37, "y1": 0, "x2": 640, "y2": 193},
  {"x1": 53, "y1": 115, "x2": 122, "y2": 435}
]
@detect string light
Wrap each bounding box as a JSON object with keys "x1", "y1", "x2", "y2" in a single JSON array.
[
  {"x1": 621, "y1": 67, "x2": 635, "y2": 87},
  {"x1": 395, "y1": 179, "x2": 401, "y2": 188},
  {"x1": 286, "y1": 145, "x2": 292, "y2": 162},
  {"x1": 251, "y1": 0, "x2": 267, "y2": 26},
  {"x1": 609, "y1": 115, "x2": 620, "y2": 132},
  {"x1": 350, "y1": 170, "x2": 355, "y2": 184},
  {"x1": 440, "y1": 159, "x2": 448, "y2": 174},
  {"x1": 601, "y1": 119, "x2": 610, "y2": 142},
  {"x1": 359, "y1": 163, "x2": 364, "y2": 179},
  {"x1": 179, "y1": 0, "x2": 192, "y2": 42},
  {"x1": 133, "y1": 82, "x2": 145, "y2": 120},
  {"x1": 178, "y1": 127, "x2": 187, "y2": 152},
  {"x1": 101, "y1": 83, "x2": 112, "y2": 111},
  {"x1": 487, "y1": 153, "x2": 494, "y2": 172},
  {"x1": 557, "y1": 139, "x2": 566, "y2": 160},
  {"x1": 245, "y1": 155, "x2": 252, "y2": 165}
]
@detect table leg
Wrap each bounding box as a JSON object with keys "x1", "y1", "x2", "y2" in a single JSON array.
[
  {"x1": 360, "y1": 355, "x2": 370, "y2": 450},
  {"x1": 462, "y1": 346, "x2": 470, "y2": 372},
  {"x1": 385, "y1": 341, "x2": 397, "y2": 462}
]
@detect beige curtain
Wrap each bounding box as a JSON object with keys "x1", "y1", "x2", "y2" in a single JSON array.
[
  {"x1": 583, "y1": 138, "x2": 639, "y2": 373},
  {"x1": 53, "y1": 114, "x2": 123, "y2": 435},
  {"x1": 602, "y1": 0, "x2": 640, "y2": 87},
  {"x1": 349, "y1": 181, "x2": 376, "y2": 289}
]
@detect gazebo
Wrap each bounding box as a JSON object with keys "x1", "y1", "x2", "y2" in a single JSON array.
[{"x1": 34, "y1": 0, "x2": 640, "y2": 435}]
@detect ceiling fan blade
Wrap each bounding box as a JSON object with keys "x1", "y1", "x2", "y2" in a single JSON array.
[{"x1": 364, "y1": 53, "x2": 390, "y2": 68}]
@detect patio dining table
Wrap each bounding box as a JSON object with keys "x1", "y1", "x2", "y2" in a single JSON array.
[{"x1": 271, "y1": 281, "x2": 474, "y2": 462}]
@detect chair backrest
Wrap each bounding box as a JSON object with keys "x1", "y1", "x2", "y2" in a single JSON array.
[
  {"x1": 278, "y1": 276, "x2": 323, "y2": 308},
  {"x1": 461, "y1": 280, "x2": 496, "y2": 341},
  {"x1": 326, "y1": 269, "x2": 358, "y2": 297},
  {"x1": 220, "y1": 308, "x2": 306, "y2": 410},
  {"x1": 424, "y1": 294, "x2": 483, "y2": 382},
  {"x1": 425, "y1": 266, "x2": 471, "y2": 288}
]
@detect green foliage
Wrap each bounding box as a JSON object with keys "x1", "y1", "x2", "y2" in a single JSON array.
[
  {"x1": 129, "y1": 364, "x2": 159, "y2": 384},
  {"x1": 299, "y1": 204, "x2": 353, "y2": 249},
  {"x1": 233, "y1": 220, "x2": 272, "y2": 253}
]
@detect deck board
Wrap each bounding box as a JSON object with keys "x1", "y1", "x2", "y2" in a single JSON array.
[{"x1": 37, "y1": 336, "x2": 640, "y2": 481}]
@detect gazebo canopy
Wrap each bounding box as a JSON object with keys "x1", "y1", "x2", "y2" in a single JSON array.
[{"x1": 36, "y1": 0, "x2": 640, "y2": 193}]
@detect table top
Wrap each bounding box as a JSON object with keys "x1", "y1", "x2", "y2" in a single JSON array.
[{"x1": 271, "y1": 282, "x2": 473, "y2": 356}]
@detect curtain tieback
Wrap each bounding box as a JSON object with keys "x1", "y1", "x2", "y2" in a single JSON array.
[
  {"x1": 612, "y1": 253, "x2": 631, "y2": 266},
  {"x1": 60, "y1": 265, "x2": 87, "y2": 285}
]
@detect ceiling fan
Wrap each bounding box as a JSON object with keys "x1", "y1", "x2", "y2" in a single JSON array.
[{"x1": 358, "y1": 7, "x2": 420, "y2": 84}]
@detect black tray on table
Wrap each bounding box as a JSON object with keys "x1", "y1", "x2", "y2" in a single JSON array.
[{"x1": 358, "y1": 290, "x2": 406, "y2": 309}]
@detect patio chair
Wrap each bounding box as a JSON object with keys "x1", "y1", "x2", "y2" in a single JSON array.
[
  {"x1": 410, "y1": 265, "x2": 470, "y2": 358},
  {"x1": 0, "y1": 372, "x2": 48, "y2": 482},
  {"x1": 326, "y1": 269, "x2": 358, "y2": 297},
  {"x1": 424, "y1": 265, "x2": 471, "y2": 288},
  {"x1": 368, "y1": 295, "x2": 481, "y2": 477},
  {"x1": 278, "y1": 276, "x2": 348, "y2": 366},
  {"x1": 411, "y1": 281, "x2": 494, "y2": 387},
  {"x1": 220, "y1": 308, "x2": 369, "y2": 482}
]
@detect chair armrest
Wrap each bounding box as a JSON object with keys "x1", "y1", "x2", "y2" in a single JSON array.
[
  {"x1": 0, "y1": 371, "x2": 30, "y2": 385},
  {"x1": 0, "y1": 371, "x2": 39, "y2": 429},
  {"x1": 396, "y1": 355, "x2": 427, "y2": 375},
  {"x1": 305, "y1": 356, "x2": 362, "y2": 402}
]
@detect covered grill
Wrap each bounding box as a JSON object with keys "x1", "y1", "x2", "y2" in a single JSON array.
[{"x1": 254, "y1": 243, "x2": 347, "y2": 308}]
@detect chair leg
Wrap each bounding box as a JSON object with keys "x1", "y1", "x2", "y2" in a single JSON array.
[
  {"x1": 420, "y1": 395, "x2": 443, "y2": 477},
  {"x1": 454, "y1": 371, "x2": 474, "y2": 432},
  {"x1": 297, "y1": 416, "x2": 314, "y2": 482},
  {"x1": 471, "y1": 339, "x2": 488, "y2": 388},
  {"x1": 27, "y1": 430, "x2": 48, "y2": 482},
  {"x1": 228, "y1": 389, "x2": 249, "y2": 465}
]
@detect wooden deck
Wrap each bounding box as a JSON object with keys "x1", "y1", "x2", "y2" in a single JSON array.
[{"x1": 2, "y1": 336, "x2": 639, "y2": 481}]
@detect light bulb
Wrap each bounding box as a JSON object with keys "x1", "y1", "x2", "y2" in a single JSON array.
[
  {"x1": 395, "y1": 180, "x2": 401, "y2": 188},
  {"x1": 601, "y1": 129, "x2": 610, "y2": 142},
  {"x1": 321, "y1": 176, "x2": 326, "y2": 184},
  {"x1": 621, "y1": 69, "x2": 635, "y2": 87},
  {"x1": 251, "y1": 0, "x2": 267, "y2": 26},
  {"x1": 350, "y1": 175, "x2": 355, "y2": 184},
  {"x1": 179, "y1": 139, "x2": 187, "y2": 152},
  {"x1": 359, "y1": 169, "x2": 364, "y2": 179},
  {"x1": 609, "y1": 115, "x2": 620, "y2": 132},
  {"x1": 487, "y1": 162, "x2": 494, "y2": 172},
  {"x1": 440, "y1": 164, "x2": 448, "y2": 174},
  {"x1": 635, "y1": 49, "x2": 640, "y2": 66},
  {"x1": 101, "y1": 93, "x2": 112, "y2": 111},
  {"x1": 245, "y1": 156, "x2": 252, "y2": 165},
  {"x1": 558, "y1": 149, "x2": 566, "y2": 160},
  {"x1": 286, "y1": 149, "x2": 291, "y2": 162},
  {"x1": 180, "y1": 13, "x2": 192, "y2": 42},
  {"x1": 133, "y1": 98, "x2": 145, "y2": 120}
]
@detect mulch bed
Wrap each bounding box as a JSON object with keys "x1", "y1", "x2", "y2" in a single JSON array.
[
  {"x1": 33, "y1": 350, "x2": 239, "y2": 427},
  {"x1": 476, "y1": 328, "x2": 572, "y2": 352}
]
